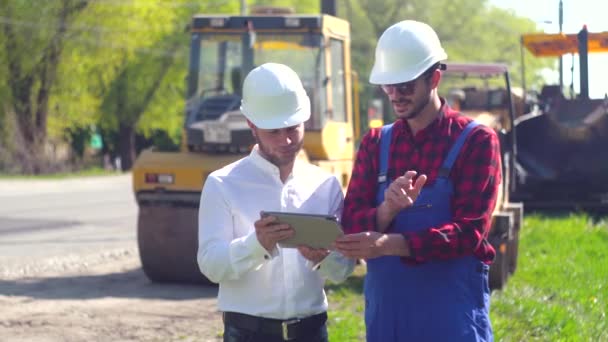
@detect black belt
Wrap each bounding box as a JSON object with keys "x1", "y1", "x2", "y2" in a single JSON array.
[{"x1": 223, "y1": 311, "x2": 327, "y2": 341}]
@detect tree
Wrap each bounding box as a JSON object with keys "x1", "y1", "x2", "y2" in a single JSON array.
[
  {"x1": 52, "y1": 0, "x2": 241, "y2": 171},
  {"x1": 98, "y1": 36, "x2": 182, "y2": 170},
  {"x1": 0, "y1": 0, "x2": 554, "y2": 173},
  {"x1": 0, "y1": 0, "x2": 89, "y2": 173}
]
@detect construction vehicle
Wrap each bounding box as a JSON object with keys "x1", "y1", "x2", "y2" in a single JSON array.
[
  {"x1": 513, "y1": 26, "x2": 608, "y2": 210},
  {"x1": 131, "y1": 5, "x2": 522, "y2": 290},
  {"x1": 442, "y1": 63, "x2": 524, "y2": 290}
]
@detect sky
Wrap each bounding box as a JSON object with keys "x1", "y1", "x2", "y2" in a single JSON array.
[{"x1": 490, "y1": 0, "x2": 608, "y2": 98}]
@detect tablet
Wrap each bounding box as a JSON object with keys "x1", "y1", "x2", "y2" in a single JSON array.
[{"x1": 262, "y1": 211, "x2": 344, "y2": 249}]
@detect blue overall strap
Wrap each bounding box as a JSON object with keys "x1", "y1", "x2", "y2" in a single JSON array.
[
  {"x1": 438, "y1": 120, "x2": 480, "y2": 178},
  {"x1": 377, "y1": 123, "x2": 394, "y2": 185}
]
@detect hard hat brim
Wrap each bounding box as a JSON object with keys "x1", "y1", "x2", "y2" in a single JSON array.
[
  {"x1": 369, "y1": 53, "x2": 447, "y2": 85},
  {"x1": 242, "y1": 98, "x2": 311, "y2": 129}
]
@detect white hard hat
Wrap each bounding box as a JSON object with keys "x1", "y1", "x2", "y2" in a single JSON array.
[
  {"x1": 369, "y1": 20, "x2": 448, "y2": 85},
  {"x1": 240, "y1": 63, "x2": 310, "y2": 129}
]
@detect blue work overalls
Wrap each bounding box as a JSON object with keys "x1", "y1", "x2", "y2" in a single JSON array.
[{"x1": 364, "y1": 121, "x2": 493, "y2": 342}]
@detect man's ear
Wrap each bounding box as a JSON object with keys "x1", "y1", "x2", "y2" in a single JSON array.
[
  {"x1": 247, "y1": 119, "x2": 257, "y2": 138},
  {"x1": 431, "y1": 69, "x2": 442, "y2": 89}
]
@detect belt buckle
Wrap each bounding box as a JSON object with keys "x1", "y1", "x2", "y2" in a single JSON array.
[{"x1": 281, "y1": 319, "x2": 300, "y2": 340}]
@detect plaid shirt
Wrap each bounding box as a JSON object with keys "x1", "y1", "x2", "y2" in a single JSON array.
[{"x1": 342, "y1": 101, "x2": 500, "y2": 264}]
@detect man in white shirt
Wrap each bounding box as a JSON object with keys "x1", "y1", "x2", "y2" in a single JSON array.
[{"x1": 197, "y1": 63, "x2": 354, "y2": 342}]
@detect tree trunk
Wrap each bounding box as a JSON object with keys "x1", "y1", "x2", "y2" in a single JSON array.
[
  {"x1": 118, "y1": 123, "x2": 135, "y2": 171},
  {"x1": 111, "y1": 39, "x2": 180, "y2": 172}
]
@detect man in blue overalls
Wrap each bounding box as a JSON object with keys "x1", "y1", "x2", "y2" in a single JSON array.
[{"x1": 334, "y1": 20, "x2": 501, "y2": 342}]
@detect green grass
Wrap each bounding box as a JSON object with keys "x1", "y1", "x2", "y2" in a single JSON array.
[
  {"x1": 325, "y1": 214, "x2": 608, "y2": 341},
  {"x1": 0, "y1": 167, "x2": 121, "y2": 179},
  {"x1": 491, "y1": 214, "x2": 608, "y2": 341},
  {"x1": 326, "y1": 266, "x2": 366, "y2": 341}
]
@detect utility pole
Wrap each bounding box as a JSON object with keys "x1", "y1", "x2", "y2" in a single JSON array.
[
  {"x1": 321, "y1": 0, "x2": 337, "y2": 16},
  {"x1": 241, "y1": 0, "x2": 247, "y2": 15},
  {"x1": 558, "y1": 0, "x2": 563, "y2": 91}
]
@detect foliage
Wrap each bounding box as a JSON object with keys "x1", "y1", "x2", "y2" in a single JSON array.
[
  {"x1": 0, "y1": 0, "x2": 89, "y2": 172},
  {"x1": 47, "y1": 0, "x2": 243, "y2": 169},
  {"x1": 0, "y1": 0, "x2": 558, "y2": 172},
  {"x1": 53, "y1": 0, "x2": 187, "y2": 164}
]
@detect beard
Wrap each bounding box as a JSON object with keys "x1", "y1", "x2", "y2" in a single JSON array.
[
  {"x1": 393, "y1": 79, "x2": 432, "y2": 120},
  {"x1": 392, "y1": 95, "x2": 430, "y2": 120},
  {"x1": 256, "y1": 138, "x2": 303, "y2": 167},
  {"x1": 402, "y1": 94, "x2": 431, "y2": 120}
]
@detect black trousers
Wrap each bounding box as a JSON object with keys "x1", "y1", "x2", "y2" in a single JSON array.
[{"x1": 222, "y1": 313, "x2": 329, "y2": 342}]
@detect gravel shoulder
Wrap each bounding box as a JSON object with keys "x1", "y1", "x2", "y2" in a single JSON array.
[{"x1": 0, "y1": 247, "x2": 223, "y2": 342}]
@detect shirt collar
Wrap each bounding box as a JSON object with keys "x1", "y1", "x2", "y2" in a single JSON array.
[{"x1": 248, "y1": 145, "x2": 298, "y2": 182}]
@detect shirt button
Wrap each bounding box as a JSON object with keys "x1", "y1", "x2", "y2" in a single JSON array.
[{"x1": 264, "y1": 254, "x2": 270, "y2": 260}]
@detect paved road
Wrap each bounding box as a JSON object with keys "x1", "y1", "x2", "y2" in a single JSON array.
[{"x1": 0, "y1": 174, "x2": 138, "y2": 275}]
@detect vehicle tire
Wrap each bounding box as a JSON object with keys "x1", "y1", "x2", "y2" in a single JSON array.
[{"x1": 137, "y1": 205, "x2": 215, "y2": 285}]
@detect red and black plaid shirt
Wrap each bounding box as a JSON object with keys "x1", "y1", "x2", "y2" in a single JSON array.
[{"x1": 342, "y1": 101, "x2": 500, "y2": 264}]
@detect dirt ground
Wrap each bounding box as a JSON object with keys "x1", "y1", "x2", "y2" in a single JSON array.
[{"x1": 0, "y1": 247, "x2": 223, "y2": 342}]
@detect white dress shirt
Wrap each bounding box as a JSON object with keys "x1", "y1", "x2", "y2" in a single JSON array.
[{"x1": 197, "y1": 146, "x2": 354, "y2": 320}]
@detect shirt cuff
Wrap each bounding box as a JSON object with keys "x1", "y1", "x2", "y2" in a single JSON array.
[
  {"x1": 243, "y1": 230, "x2": 276, "y2": 261},
  {"x1": 399, "y1": 232, "x2": 426, "y2": 265},
  {"x1": 305, "y1": 258, "x2": 322, "y2": 271}
]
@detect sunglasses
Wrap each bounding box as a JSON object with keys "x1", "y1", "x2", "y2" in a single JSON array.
[
  {"x1": 380, "y1": 79, "x2": 418, "y2": 95},
  {"x1": 380, "y1": 64, "x2": 443, "y2": 95}
]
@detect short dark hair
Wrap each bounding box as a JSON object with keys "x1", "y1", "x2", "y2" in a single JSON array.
[{"x1": 422, "y1": 62, "x2": 446, "y2": 79}]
